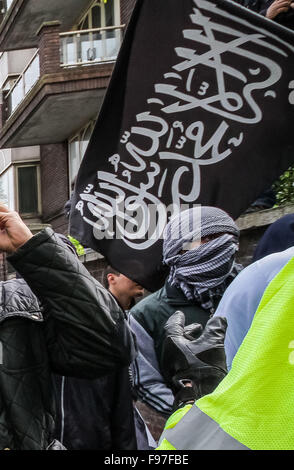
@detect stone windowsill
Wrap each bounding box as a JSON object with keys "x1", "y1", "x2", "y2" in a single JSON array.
[{"x1": 236, "y1": 203, "x2": 294, "y2": 232}]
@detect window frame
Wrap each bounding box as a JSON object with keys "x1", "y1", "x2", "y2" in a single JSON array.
[
  {"x1": 15, "y1": 163, "x2": 41, "y2": 217},
  {"x1": 77, "y1": 0, "x2": 120, "y2": 30},
  {"x1": 68, "y1": 120, "x2": 95, "y2": 195}
]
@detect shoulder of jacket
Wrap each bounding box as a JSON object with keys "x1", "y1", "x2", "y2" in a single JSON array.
[
  {"x1": 0, "y1": 278, "x2": 43, "y2": 323},
  {"x1": 93, "y1": 280, "x2": 126, "y2": 323}
]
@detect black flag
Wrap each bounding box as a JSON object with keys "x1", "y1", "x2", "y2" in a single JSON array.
[{"x1": 70, "y1": 0, "x2": 294, "y2": 291}]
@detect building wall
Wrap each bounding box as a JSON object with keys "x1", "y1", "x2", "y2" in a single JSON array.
[
  {"x1": 0, "y1": 253, "x2": 7, "y2": 281},
  {"x1": 84, "y1": 258, "x2": 108, "y2": 284},
  {"x1": 40, "y1": 142, "x2": 69, "y2": 234},
  {"x1": 37, "y1": 0, "x2": 138, "y2": 239},
  {"x1": 236, "y1": 203, "x2": 294, "y2": 266},
  {"x1": 237, "y1": 227, "x2": 265, "y2": 266}
]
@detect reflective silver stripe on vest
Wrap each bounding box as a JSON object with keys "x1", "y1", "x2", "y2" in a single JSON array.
[{"x1": 159, "y1": 405, "x2": 249, "y2": 450}]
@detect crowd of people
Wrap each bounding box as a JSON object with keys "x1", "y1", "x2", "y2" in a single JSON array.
[
  {"x1": 0, "y1": 0, "x2": 292, "y2": 452},
  {"x1": 0, "y1": 199, "x2": 294, "y2": 450}
]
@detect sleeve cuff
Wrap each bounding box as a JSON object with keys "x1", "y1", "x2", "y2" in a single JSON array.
[{"x1": 8, "y1": 227, "x2": 54, "y2": 264}]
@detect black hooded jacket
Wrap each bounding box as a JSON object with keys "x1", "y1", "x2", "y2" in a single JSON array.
[{"x1": 252, "y1": 213, "x2": 294, "y2": 261}]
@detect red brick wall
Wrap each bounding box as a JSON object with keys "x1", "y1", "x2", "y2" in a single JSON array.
[
  {"x1": 49, "y1": 214, "x2": 69, "y2": 235},
  {"x1": 40, "y1": 142, "x2": 69, "y2": 234},
  {"x1": 84, "y1": 258, "x2": 108, "y2": 284},
  {"x1": 0, "y1": 253, "x2": 7, "y2": 281},
  {"x1": 37, "y1": 22, "x2": 61, "y2": 75}
]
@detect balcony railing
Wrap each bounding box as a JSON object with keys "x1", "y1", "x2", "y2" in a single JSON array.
[
  {"x1": 60, "y1": 25, "x2": 124, "y2": 67},
  {"x1": 5, "y1": 50, "x2": 40, "y2": 117}
]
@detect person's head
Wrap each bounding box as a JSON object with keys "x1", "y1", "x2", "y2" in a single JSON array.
[
  {"x1": 103, "y1": 265, "x2": 144, "y2": 310},
  {"x1": 163, "y1": 206, "x2": 239, "y2": 254},
  {"x1": 162, "y1": 206, "x2": 241, "y2": 311},
  {"x1": 252, "y1": 213, "x2": 294, "y2": 262}
]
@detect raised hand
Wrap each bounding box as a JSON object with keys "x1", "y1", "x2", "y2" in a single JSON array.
[
  {"x1": 0, "y1": 204, "x2": 33, "y2": 253},
  {"x1": 266, "y1": 0, "x2": 292, "y2": 19}
]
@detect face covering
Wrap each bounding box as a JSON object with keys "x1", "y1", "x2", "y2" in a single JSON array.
[{"x1": 163, "y1": 207, "x2": 242, "y2": 312}]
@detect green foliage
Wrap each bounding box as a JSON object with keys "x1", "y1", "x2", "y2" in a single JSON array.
[
  {"x1": 273, "y1": 166, "x2": 294, "y2": 206},
  {"x1": 67, "y1": 235, "x2": 85, "y2": 256}
]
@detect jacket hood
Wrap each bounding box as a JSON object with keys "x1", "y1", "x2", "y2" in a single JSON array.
[{"x1": 253, "y1": 213, "x2": 294, "y2": 262}]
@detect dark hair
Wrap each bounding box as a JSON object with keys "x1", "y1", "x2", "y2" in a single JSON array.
[{"x1": 102, "y1": 265, "x2": 121, "y2": 288}]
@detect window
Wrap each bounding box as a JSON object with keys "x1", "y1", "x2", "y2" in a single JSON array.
[
  {"x1": 78, "y1": 1, "x2": 119, "y2": 31},
  {"x1": 68, "y1": 121, "x2": 95, "y2": 192},
  {"x1": 0, "y1": 171, "x2": 8, "y2": 205},
  {"x1": 0, "y1": 166, "x2": 14, "y2": 209},
  {"x1": 91, "y1": 6, "x2": 101, "y2": 29},
  {"x1": 60, "y1": 0, "x2": 121, "y2": 66},
  {"x1": 0, "y1": 164, "x2": 40, "y2": 217},
  {"x1": 6, "y1": 0, "x2": 13, "y2": 10},
  {"x1": 78, "y1": 1, "x2": 120, "y2": 63},
  {"x1": 2, "y1": 0, "x2": 13, "y2": 13},
  {"x1": 17, "y1": 165, "x2": 40, "y2": 215}
]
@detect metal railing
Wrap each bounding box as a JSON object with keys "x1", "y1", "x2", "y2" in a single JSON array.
[
  {"x1": 60, "y1": 25, "x2": 124, "y2": 67},
  {"x1": 5, "y1": 50, "x2": 40, "y2": 117}
]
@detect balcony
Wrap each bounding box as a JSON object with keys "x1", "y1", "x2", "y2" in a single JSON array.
[
  {"x1": 60, "y1": 26, "x2": 123, "y2": 67},
  {"x1": 0, "y1": 22, "x2": 124, "y2": 148},
  {"x1": 5, "y1": 50, "x2": 40, "y2": 117},
  {"x1": 0, "y1": 0, "x2": 94, "y2": 51}
]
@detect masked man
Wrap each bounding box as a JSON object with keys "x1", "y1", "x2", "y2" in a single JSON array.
[{"x1": 130, "y1": 206, "x2": 242, "y2": 420}]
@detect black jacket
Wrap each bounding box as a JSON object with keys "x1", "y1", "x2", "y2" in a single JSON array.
[
  {"x1": 0, "y1": 228, "x2": 136, "y2": 450},
  {"x1": 53, "y1": 368, "x2": 137, "y2": 450},
  {"x1": 52, "y1": 294, "x2": 139, "y2": 450}
]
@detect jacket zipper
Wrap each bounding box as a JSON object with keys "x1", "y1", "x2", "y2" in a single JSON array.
[{"x1": 60, "y1": 376, "x2": 65, "y2": 445}]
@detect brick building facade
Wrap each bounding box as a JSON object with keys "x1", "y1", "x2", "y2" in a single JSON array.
[{"x1": 0, "y1": 0, "x2": 135, "y2": 280}]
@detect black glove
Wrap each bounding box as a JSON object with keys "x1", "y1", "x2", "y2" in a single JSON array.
[{"x1": 161, "y1": 311, "x2": 228, "y2": 411}]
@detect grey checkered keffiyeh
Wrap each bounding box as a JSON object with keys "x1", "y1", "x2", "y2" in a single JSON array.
[{"x1": 163, "y1": 207, "x2": 242, "y2": 312}]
